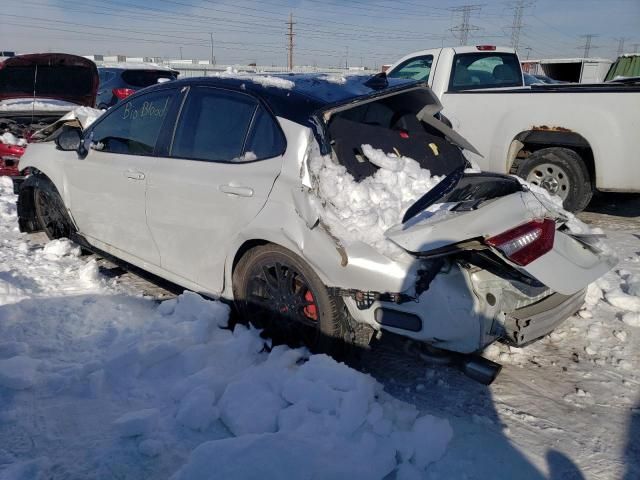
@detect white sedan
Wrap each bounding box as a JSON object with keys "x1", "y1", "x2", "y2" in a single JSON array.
[{"x1": 15, "y1": 73, "x2": 615, "y2": 383}]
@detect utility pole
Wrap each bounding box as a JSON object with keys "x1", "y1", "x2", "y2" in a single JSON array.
[
  {"x1": 179, "y1": 46, "x2": 183, "y2": 60},
  {"x1": 507, "y1": 0, "x2": 534, "y2": 51},
  {"x1": 449, "y1": 5, "x2": 483, "y2": 46},
  {"x1": 209, "y1": 33, "x2": 215, "y2": 65},
  {"x1": 286, "y1": 13, "x2": 295, "y2": 71},
  {"x1": 616, "y1": 37, "x2": 626, "y2": 56},
  {"x1": 579, "y1": 34, "x2": 598, "y2": 58},
  {"x1": 524, "y1": 46, "x2": 533, "y2": 60},
  {"x1": 345, "y1": 46, "x2": 349, "y2": 69}
]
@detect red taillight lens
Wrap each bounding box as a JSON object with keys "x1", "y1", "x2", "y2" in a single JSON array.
[
  {"x1": 113, "y1": 87, "x2": 136, "y2": 100},
  {"x1": 486, "y1": 219, "x2": 555, "y2": 266},
  {"x1": 476, "y1": 45, "x2": 497, "y2": 51}
]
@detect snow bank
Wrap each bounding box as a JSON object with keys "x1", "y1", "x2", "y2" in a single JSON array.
[{"x1": 309, "y1": 145, "x2": 443, "y2": 258}]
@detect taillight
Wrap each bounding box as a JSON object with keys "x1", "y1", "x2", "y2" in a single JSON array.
[
  {"x1": 486, "y1": 219, "x2": 555, "y2": 266},
  {"x1": 476, "y1": 45, "x2": 496, "y2": 51},
  {"x1": 113, "y1": 87, "x2": 136, "y2": 100}
]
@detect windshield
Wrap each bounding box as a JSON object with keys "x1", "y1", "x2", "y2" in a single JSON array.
[{"x1": 449, "y1": 52, "x2": 522, "y2": 91}]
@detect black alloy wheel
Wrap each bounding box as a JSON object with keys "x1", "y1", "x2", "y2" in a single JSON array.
[{"x1": 233, "y1": 244, "x2": 349, "y2": 354}]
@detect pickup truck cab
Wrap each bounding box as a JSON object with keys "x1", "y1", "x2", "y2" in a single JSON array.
[{"x1": 386, "y1": 46, "x2": 640, "y2": 211}]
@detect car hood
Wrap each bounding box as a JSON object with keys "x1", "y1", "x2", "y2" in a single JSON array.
[{"x1": 0, "y1": 53, "x2": 98, "y2": 107}]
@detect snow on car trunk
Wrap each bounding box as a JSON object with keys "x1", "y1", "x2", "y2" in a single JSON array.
[
  {"x1": 0, "y1": 177, "x2": 454, "y2": 478},
  {"x1": 309, "y1": 145, "x2": 443, "y2": 259}
]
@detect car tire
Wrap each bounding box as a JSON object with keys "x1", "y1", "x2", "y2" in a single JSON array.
[
  {"x1": 232, "y1": 244, "x2": 354, "y2": 356},
  {"x1": 32, "y1": 176, "x2": 74, "y2": 240},
  {"x1": 515, "y1": 147, "x2": 593, "y2": 212}
]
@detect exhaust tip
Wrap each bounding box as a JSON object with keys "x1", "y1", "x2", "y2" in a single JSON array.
[{"x1": 459, "y1": 356, "x2": 502, "y2": 385}]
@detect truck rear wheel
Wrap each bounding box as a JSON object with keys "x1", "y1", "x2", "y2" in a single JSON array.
[{"x1": 516, "y1": 147, "x2": 593, "y2": 212}]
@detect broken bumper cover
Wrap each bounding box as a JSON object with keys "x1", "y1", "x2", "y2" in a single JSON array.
[{"x1": 503, "y1": 288, "x2": 586, "y2": 346}]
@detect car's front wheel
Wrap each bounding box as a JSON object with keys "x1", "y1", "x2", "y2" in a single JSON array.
[
  {"x1": 232, "y1": 244, "x2": 351, "y2": 355},
  {"x1": 33, "y1": 178, "x2": 74, "y2": 240}
]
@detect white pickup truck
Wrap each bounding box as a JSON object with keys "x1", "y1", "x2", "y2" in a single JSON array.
[{"x1": 386, "y1": 46, "x2": 640, "y2": 211}]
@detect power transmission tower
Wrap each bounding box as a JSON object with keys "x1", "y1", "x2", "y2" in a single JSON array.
[
  {"x1": 507, "y1": 0, "x2": 534, "y2": 51},
  {"x1": 286, "y1": 13, "x2": 295, "y2": 71},
  {"x1": 449, "y1": 4, "x2": 483, "y2": 46},
  {"x1": 616, "y1": 37, "x2": 626, "y2": 56},
  {"x1": 579, "y1": 34, "x2": 598, "y2": 58}
]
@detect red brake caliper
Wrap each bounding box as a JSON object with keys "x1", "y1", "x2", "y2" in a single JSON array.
[{"x1": 303, "y1": 290, "x2": 318, "y2": 321}]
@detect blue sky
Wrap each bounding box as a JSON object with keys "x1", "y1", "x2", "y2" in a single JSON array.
[{"x1": 1, "y1": 0, "x2": 638, "y2": 67}]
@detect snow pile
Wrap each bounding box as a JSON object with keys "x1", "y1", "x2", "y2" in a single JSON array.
[
  {"x1": 310, "y1": 145, "x2": 443, "y2": 257},
  {"x1": 0, "y1": 287, "x2": 454, "y2": 478},
  {"x1": 0, "y1": 132, "x2": 26, "y2": 147}
]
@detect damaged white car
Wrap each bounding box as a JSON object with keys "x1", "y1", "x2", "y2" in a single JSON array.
[{"x1": 15, "y1": 73, "x2": 616, "y2": 383}]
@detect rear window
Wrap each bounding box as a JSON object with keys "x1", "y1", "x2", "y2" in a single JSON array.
[
  {"x1": 121, "y1": 70, "x2": 177, "y2": 88},
  {"x1": 449, "y1": 53, "x2": 522, "y2": 91}
]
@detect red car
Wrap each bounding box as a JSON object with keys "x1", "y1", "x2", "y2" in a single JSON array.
[{"x1": 0, "y1": 53, "x2": 98, "y2": 177}]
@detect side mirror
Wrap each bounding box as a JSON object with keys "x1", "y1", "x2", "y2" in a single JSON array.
[{"x1": 55, "y1": 127, "x2": 82, "y2": 151}]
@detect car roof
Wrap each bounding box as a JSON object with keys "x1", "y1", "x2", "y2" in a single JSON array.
[{"x1": 141, "y1": 73, "x2": 422, "y2": 126}]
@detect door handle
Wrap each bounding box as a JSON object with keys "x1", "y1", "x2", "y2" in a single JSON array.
[
  {"x1": 124, "y1": 170, "x2": 145, "y2": 181},
  {"x1": 219, "y1": 184, "x2": 254, "y2": 197}
]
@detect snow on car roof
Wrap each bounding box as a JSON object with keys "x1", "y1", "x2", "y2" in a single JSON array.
[{"x1": 141, "y1": 73, "x2": 423, "y2": 129}]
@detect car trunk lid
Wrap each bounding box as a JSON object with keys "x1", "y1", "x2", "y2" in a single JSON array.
[{"x1": 385, "y1": 189, "x2": 616, "y2": 295}]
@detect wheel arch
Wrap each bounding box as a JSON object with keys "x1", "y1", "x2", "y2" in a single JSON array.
[
  {"x1": 507, "y1": 129, "x2": 595, "y2": 185},
  {"x1": 223, "y1": 236, "x2": 312, "y2": 299}
]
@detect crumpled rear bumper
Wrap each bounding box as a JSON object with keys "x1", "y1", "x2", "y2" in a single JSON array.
[{"x1": 502, "y1": 288, "x2": 586, "y2": 346}]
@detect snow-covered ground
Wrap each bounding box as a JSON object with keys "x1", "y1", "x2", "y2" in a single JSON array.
[{"x1": 0, "y1": 175, "x2": 638, "y2": 479}]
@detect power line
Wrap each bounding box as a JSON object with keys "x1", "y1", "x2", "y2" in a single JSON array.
[{"x1": 449, "y1": 4, "x2": 483, "y2": 46}]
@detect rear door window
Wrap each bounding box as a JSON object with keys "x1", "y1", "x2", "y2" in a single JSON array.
[
  {"x1": 171, "y1": 87, "x2": 258, "y2": 162},
  {"x1": 244, "y1": 106, "x2": 286, "y2": 160},
  {"x1": 387, "y1": 55, "x2": 433, "y2": 82},
  {"x1": 449, "y1": 53, "x2": 522, "y2": 90},
  {"x1": 91, "y1": 89, "x2": 175, "y2": 155}
]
